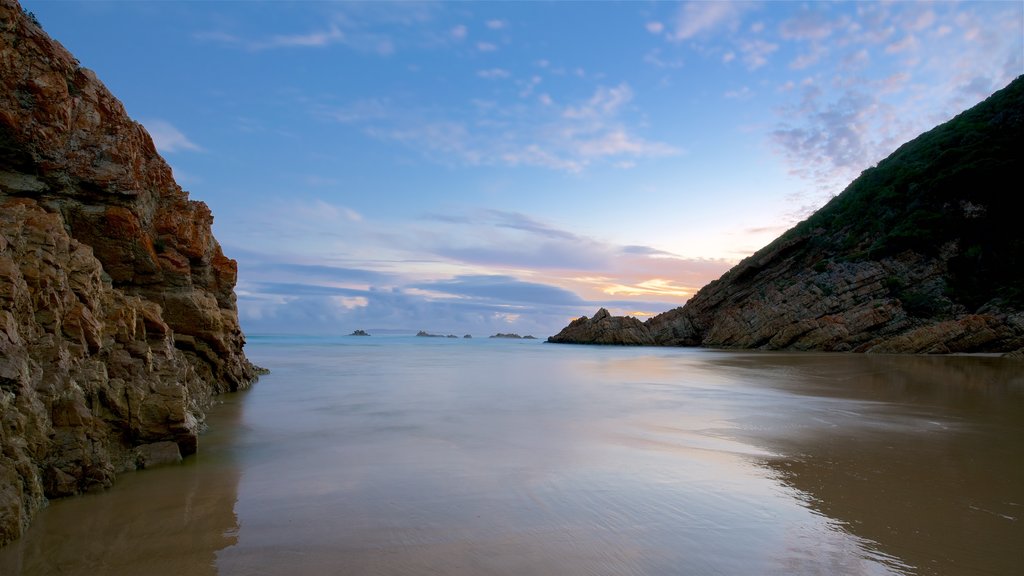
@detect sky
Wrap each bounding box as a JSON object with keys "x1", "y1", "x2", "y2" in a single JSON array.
[{"x1": 22, "y1": 0, "x2": 1023, "y2": 337}]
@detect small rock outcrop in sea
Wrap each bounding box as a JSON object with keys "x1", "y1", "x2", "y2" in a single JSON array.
[
  {"x1": 416, "y1": 330, "x2": 443, "y2": 338},
  {"x1": 550, "y1": 76, "x2": 1024, "y2": 355},
  {"x1": 349, "y1": 329, "x2": 370, "y2": 336},
  {"x1": 0, "y1": 1, "x2": 257, "y2": 545},
  {"x1": 463, "y1": 334, "x2": 472, "y2": 339},
  {"x1": 489, "y1": 333, "x2": 538, "y2": 340}
]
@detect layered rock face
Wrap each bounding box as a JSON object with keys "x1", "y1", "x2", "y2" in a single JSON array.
[
  {"x1": 1, "y1": 1, "x2": 257, "y2": 544},
  {"x1": 551, "y1": 77, "x2": 1024, "y2": 354}
]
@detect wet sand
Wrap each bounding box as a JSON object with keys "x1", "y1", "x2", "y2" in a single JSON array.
[{"x1": 1, "y1": 338, "x2": 1020, "y2": 575}]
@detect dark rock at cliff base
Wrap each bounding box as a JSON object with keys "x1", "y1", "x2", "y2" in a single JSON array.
[
  {"x1": 548, "y1": 309, "x2": 655, "y2": 345},
  {"x1": 0, "y1": 0, "x2": 257, "y2": 545},
  {"x1": 550, "y1": 76, "x2": 1024, "y2": 354}
]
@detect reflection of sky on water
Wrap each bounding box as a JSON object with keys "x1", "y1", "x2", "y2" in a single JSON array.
[{"x1": 2, "y1": 340, "x2": 1019, "y2": 575}]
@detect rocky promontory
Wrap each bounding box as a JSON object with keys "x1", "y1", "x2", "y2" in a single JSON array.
[
  {"x1": 551, "y1": 76, "x2": 1024, "y2": 355},
  {"x1": 1, "y1": 1, "x2": 257, "y2": 544}
]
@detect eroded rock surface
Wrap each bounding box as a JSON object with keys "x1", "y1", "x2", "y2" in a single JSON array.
[{"x1": 1, "y1": 1, "x2": 257, "y2": 544}]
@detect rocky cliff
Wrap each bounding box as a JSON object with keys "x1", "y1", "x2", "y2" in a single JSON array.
[
  {"x1": 551, "y1": 76, "x2": 1024, "y2": 354},
  {"x1": 1, "y1": 1, "x2": 257, "y2": 545}
]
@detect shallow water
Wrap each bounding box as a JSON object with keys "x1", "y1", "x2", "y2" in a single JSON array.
[{"x1": 1, "y1": 337, "x2": 1021, "y2": 575}]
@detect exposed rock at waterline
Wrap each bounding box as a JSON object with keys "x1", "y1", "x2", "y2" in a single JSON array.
[{"x1": 548, "y1": 309, "x2": 655, "y2": 345}]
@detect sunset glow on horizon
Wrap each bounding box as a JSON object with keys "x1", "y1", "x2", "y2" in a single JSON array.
[{"x1": 24, "y1": 0, "x2": 1023, "y2": 336}]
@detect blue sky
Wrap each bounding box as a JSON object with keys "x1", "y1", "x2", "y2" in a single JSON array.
[{"x1": 24, "y1": 1, "x2": 1023, "y2": 337}]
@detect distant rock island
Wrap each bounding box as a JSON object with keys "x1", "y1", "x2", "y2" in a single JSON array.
[
  {"x1": 349, "y1": 330, "x2": 370, "y2": 336},
  {"x1": 490, "y1": 333, "x2": 538, "y2": 339},
  {"x1": 0, "y1": 3, "x2": 257, "y2": 545},
  {"x1": 551, "y1": 76, "x2": 1024, "y2": 355}
]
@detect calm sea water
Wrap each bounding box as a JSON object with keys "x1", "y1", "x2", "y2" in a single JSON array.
[{"x1": 1, "y1": 336, "x2": 1021, "y2": 575}]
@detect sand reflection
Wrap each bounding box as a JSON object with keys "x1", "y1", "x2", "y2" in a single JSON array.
[
  {"x1": 0, "y1": 393, "x2": 246, "y2": 576},
  {"x1": 713, "y1": 353, "x2": 1024, "y2": 576}
]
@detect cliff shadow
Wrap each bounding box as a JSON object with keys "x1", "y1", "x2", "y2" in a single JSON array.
[{"x1": 0, "y1": 390, "x2": 250, "y2": 576}]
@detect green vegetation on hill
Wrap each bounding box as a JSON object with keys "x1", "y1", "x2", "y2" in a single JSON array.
[{"x1": 789, "y1": 76, "x2": 1024, "y2": 310}]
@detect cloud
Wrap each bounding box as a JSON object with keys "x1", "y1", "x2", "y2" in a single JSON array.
[
  {"x1": 197, "y1": 8, "x2": 400, "y2": 55},
  {"x1": 318, "y1": 98, "x2": 389, "y2": 124},
  {"x1": 562, "y1": 83, "x2": 633, "y2": 119},
  {"x1": 601, "y1": 278, "x2": 695, "y2": 299},
  {"x1": 738, "y1": 39, "x2": 778, "y2": 70},
  {"x1": 789, "y1": 43, "x2": 829, "y2": 70},
  {"x1": 669, "y1": 1, "x2": 746, "y2": 41},
  {"x1": 412, "y1": 275, "x2": 585, "y2": 306},
  {"x1": 643, "y1": 48, "x2": 684, "y2": 69},
  {"x1": 450, "y1": 24, "x2": 467, "y2": 40},
  {"x1": 230, "y1": 202, "x2": 734, "y2": 336},
  {"x1": 771, "y1": 87, "x2": 884, "y2": 189},
  {"x1": 518, "y1": 75, "x2": 542, "y2": 98},
  {"x1": 766, "y1": 0, "x2": 1023, "y2": 205},
  {"x1": 265, "y1": 24, "x2": 344, "y2": 48},
  {"x1": 477, "y1": 42, "x2": 498, "y2": 52},
  {"x1": 477, "y1": 68, "x2": 511, "y2": 79},
  {"x1": 724, "y1": 86, "x2": 753, "y2": 100},
  {"x1": 485, "y1": 19, "x2": 506, "y2": 30},
  {"x1": 884, "y1": 34, "x2": 918, "y2": 54},
  {"x1": 322, "y1": 82, "x2": 680, "y2": 172},
  {"x1": 573, "y1": 129, "x2": 680, "y2": 160},
  {"x1": 646, "y1": 21, "x2": 665, "y2": 35},
  {"x1": 143, "y1": 119, "x2": 202, "y2": 153},
  {"x1": 779, "y1": 12, "x2": 838, "y2": 41},
  {"x1": 427, "y1": 228, "x2": 609, "y2": 271},
  {"x1": 293, "y1": 199, "x2": 363, "y2": 223},
  {"x1": 261, "y1": 263, "x2": 391, "y2": 285}
]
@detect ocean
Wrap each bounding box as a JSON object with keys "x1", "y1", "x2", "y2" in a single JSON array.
[{"x1": 1, "y1": 335, "x2": 1021, "y2": 575}]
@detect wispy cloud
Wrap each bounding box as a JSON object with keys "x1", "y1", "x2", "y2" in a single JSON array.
[
  {"x1": 143, "y1": 119, "x2": 202, "y2": 153},
  {"x1": 752, "y1": 1, "x2": 1023, "y2": 207},
  {"x1": 668, "y1": 1, "x2": 747, "y2": 41},
  {"x1": 737, "y1": 38, "x2": 778, "y2": 70},
  {"x1": 643, "y1": 48, "x2": 684, "y2": 69},
  {"x1": 778, "y1": 11, "x2": 839, "y2": 41},
  {"x1": 477, "y1": 68, "x2": 511, "y2": 79},
  {"x1": 563, "y1": 83, "x2": 632, "y2": 119},
  {"x1": 413, "y1": 275, "x2": 584, "y2": 307},
  {"x1": 317, "y1": 82, "x2": 680, "y2": 173},
  {"x1": 196, "y1": 8, "x2": 400, "y2": 55},
  {"x1": 265, "y1": 24, "x2": 344, "y2": 48}
]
